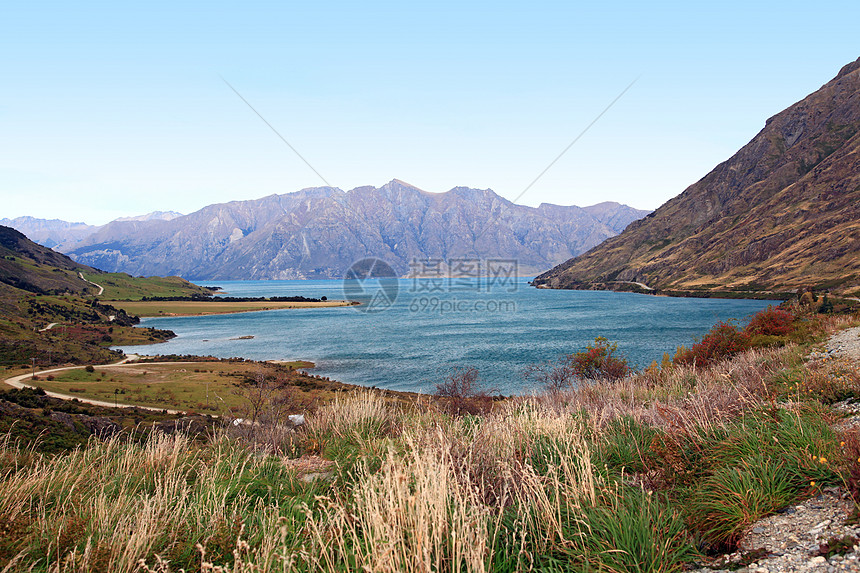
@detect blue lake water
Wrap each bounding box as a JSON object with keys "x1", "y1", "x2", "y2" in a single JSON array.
[{"x1": 115, "y1": 279, "x2": 774, "y2": 395}]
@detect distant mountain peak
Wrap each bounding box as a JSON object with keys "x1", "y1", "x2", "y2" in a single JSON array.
[
  {"x1": 388, "y1": 178, "x2": 422, "y2": 189},
  {"x1": 114, "y1": 211, "x2": 184, "y2": 223}
]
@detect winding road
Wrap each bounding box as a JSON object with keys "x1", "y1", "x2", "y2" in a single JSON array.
[
  {"x1": 3, "y1": 354, "x2": 190, "y2": 414},
  {"x1": 78, "y1": 272, "x2": 104, "y2": 296}
]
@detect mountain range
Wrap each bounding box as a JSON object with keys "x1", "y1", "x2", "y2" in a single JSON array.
[
  {"x1": 534, "y1": 57, "x2": 860, "y2": 297},
  {"x1": 0, "y1": 212, "x2": 181, "y2": 251},
  {"x1": 5, "y1": 181, "x2": 648, "y2": 279}
]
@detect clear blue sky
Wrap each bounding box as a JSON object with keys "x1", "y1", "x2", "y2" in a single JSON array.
[{"x1": 2, "y1": 1, "x2": 858, "y2": 224}]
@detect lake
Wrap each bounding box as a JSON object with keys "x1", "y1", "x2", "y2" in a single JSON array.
[{"x1": 115, "y1": 279, "x2": 774, "y2": 394}]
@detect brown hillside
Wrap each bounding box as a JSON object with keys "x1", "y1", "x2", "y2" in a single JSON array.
[{"x1": 533, "y1": 58, "x2": 860, "y2": 296}]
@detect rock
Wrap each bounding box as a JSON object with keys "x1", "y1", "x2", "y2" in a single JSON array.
[
  {"x1": 49, "y1": 411, "x2": 76, "y2": 429},
  {"x1": 153, "y1": 415, "x2": 211, "y2": 435},
  {"x1": 79, "y1": 415, "x2": 120, "y2": 436}
]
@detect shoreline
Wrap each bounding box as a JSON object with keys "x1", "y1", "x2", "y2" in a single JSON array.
[
  {"x1": 106, "y1": 299, "x2": 358, "y2": 317},
  {"x1": 531, "y1": 283, "x2": 801, "y2": 301}
]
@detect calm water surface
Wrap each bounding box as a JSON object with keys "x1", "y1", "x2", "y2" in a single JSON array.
[{"x1": 116, "y1": 279, "x2": 774, "y2": 394}]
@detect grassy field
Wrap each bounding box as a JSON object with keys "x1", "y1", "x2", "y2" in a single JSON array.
[
  {"x1": 2, "y1": 305, "x2": 860, "y2": 572},
  {"x1": 82, "y1": 272, "x2": 213, "y2": 300},
  {"x1": 104, "y1": 299, "x2": 356, "y2": 316},
  {"x1": 29, "y1": 360, "x2": 334, "y2": 413}
]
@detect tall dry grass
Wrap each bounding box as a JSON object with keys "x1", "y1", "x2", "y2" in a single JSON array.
[
  {"x1": 0, "y1": 432, "x2": 297, "y2": 572},
  {"x1": 299, "y1": 395, "x2": 598, "y2": 572},
  {"x1": 533, "y1": 345, "x2": 796, "y2": 436},
  {"x1": 0, "y1": 392, "x2": 600, "y2": 572}
]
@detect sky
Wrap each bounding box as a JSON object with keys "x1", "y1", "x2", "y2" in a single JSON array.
[{"x1": 2, "y1": 1, "x2": 859, "y2": 225}]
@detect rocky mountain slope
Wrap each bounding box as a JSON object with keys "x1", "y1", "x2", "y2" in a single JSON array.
[
  {"x1": 534, "y1": 57, "x2": 860, "y2": 297},
  {"x1": 56, "y1": 180, "x2": 647, "y2": 279},
  {"x1": 0, "y1": 217, "x2": 100, "y2": 250}
]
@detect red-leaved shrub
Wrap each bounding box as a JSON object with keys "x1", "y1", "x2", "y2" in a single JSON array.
[
  {"x1": 745, "y1": 306, "x2": 795, "y2": 337},
  {"x1": 567, "y1": 336, "x2": 630, "y2": 381},
  {"x1": 674, "y1": 321, "x2": 751, "y2": 368}
]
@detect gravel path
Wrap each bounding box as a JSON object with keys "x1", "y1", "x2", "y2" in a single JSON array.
[
  {"x1": 828, "y1": 327, "x2": 860, "y2": 362},
  {"x1": 693, "y1": 325, "x2": 860, "y2": 573},
  {"x1": 78, "y1": 271, "x2": 104, "y2": 295}
]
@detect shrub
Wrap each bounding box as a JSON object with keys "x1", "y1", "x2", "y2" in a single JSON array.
[
  {"x1": 674, "y1": 321, "x2": 750, "y2": 368},
  {"x1": 435, "y1": 367, "x2": 494, "y2": 416},
  {"x1": 84, "y1": 365, "x2": 95, "y2": 373},
  {"x1": 524, "y1": 360, "x2": 575, "y2": 393},
  {"x1": 745, "y1": 306, "x2": 795, "y2": 337},
  {"x1": 567, "y1": 337, "x2": 630, "y2": 381}
]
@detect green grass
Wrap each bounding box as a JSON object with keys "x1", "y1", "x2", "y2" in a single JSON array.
[
  {"x1": 562, "y1": 489, "x2": 696, "y2": 573},
  {"x1": 595, "y1": 415, "x2": 658, "y2": 476},
  {"x1": 82, "y1": 272, "x2": 213, "y2": 300},
  {"x1": 687, "y1": 455, "x2": 795, "y2": 547}
]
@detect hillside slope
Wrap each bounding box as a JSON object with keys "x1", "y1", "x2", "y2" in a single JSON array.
[
  {"x1": 0, "y1": 225, "x2": 209, "y2": 366},
  {"x1": 533, "y1": 57, "x2": 860, "y2": 296},
  {"x1": 0, "y1": 226, "x2": 99, "y2": 295}
]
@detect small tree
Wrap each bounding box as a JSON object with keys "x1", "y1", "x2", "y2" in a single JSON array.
[
  {"x1": 232, "y1": 370, "x2": 300, "y2": 454},
  {"x1": 525, "y1": 360, "x2": 575, "y2": 393}
]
